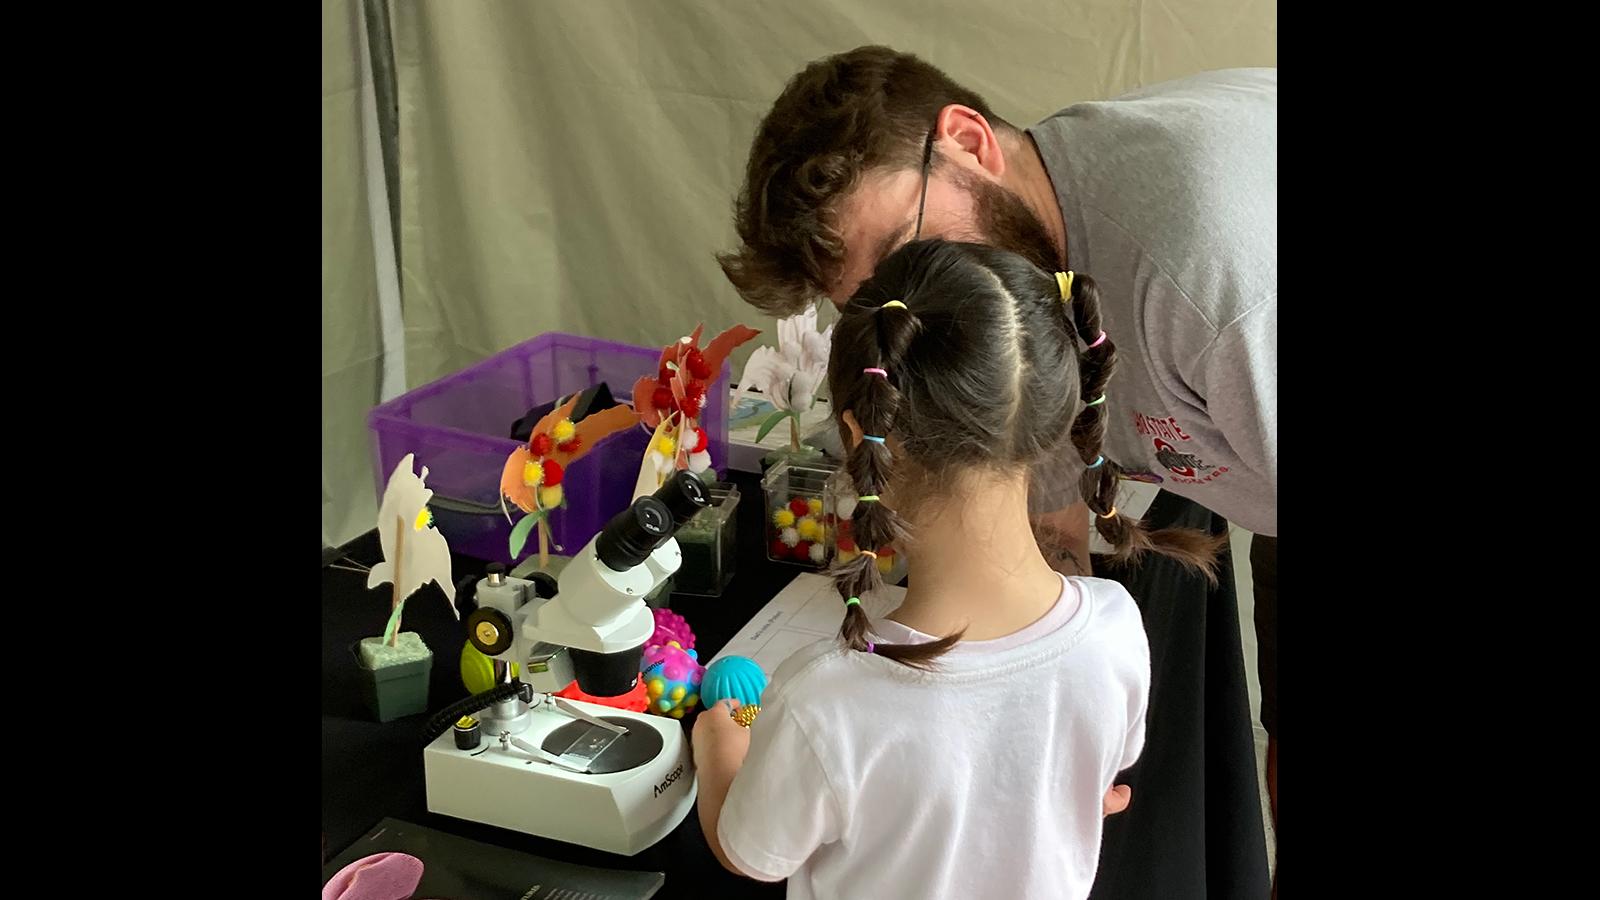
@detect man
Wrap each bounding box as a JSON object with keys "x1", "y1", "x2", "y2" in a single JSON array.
[{"x1": 718, "y1": 46, "x2": 1276, "y2": 897}]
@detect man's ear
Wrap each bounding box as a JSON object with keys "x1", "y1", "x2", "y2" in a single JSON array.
[{"x1": 934, "y1": 103, "x2": 1006, "y2": 180}]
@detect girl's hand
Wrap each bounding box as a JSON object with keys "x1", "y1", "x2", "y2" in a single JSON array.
[
  {"x1": 692, "y1": 699, "x2": 753, "y2": 772},
  {"x1": 1104, "y1": 784, "x2": 1131, "y2": 816}
]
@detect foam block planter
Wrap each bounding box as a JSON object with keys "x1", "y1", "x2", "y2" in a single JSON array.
[{"x1": 356, "y1": 632, "x2": 434, "y2": 722}]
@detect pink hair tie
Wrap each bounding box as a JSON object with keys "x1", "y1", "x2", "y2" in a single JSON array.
[
  {"x1": 1087, "y1": 331, "x2": 1108, "y2": 349},
  {"x1": 865, "y1": 642, "x2": 876, "y2": 653},
  {"x1": 863, "y1": 367, "x2": 888, "y2": 377}
]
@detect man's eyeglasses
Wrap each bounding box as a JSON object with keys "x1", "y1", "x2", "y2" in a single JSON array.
[
  {"x1": 912, "y1": 129, "x2": 935, "y2": 241},
  {"x1": 866, "y1": 129, "x2": 938, "y2": 273}
]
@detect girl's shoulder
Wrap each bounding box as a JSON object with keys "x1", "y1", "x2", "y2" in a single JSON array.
[
  {"x1": 1065, "y1": 575, "x2": 1140, "y2": 621},
  {"x1": 764, "y1": 638, "x2": 858, "y2": 705}
]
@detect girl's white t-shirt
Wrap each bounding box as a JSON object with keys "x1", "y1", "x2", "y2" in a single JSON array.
[{"x1": 719, "y1": 575, "x2": 1150, "y2": 900}]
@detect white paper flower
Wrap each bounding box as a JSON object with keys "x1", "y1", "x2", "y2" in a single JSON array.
[
  {"x1": 732, "y1": 306, "x2": 834, "y2": 415},
  {"x1": 368, "y1": 453, "x2": 458, "y2": 616}
]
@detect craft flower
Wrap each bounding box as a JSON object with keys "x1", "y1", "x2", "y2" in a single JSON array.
[
  {"x1": 632, "y1": 323, "x2": 761, "y2": 431},
  {"x1": 631, "y1": 322, "x2": 760, "y2": 476},
  {"x1": 500, "y1": 394, "x2": 636, "y2": 560},
  {"x1": 368, "y1": 453, "x2": 458, "y2": 644},
  {"x1": 733, "y1": 305, "x2": 833, "y2": 416}
]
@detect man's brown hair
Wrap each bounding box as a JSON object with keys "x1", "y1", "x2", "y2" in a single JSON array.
[{"x1": 717, "y1": 46, "x2": 1012, "y2": 316}]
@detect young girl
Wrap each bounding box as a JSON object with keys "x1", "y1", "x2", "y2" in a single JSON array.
[{"x1": 693, "y1": 240, "x2": 1222, "y2": 899}]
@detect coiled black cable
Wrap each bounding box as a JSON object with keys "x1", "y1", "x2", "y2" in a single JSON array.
[{"x1": 422, "y1": 681, "x2": 525, "y2": 742}]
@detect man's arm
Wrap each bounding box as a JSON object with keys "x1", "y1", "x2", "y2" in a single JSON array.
[{"x1": 1033, "y1": 501, "x2": 1092, "y2": 577}]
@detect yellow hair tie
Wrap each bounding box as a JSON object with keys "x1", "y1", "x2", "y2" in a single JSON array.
[
  {"x1": 1098, "y1": 506, "x2": 1118, "y2": 519},
  {"x1": 860, "y1": 550, "x2": 879, "y2": 560},
  {"x1": 881, "y1": 300, "x2": 908, "y2": 310},
  {"x1": 1056, "y1": 271, "x2": 1075, "y2": 302}
]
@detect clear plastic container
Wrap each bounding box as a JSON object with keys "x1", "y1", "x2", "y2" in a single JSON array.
[
  {"x1": 673, "y1": 482, "x2": 740, "y2": 597},
  {"x1": 761, "y1": 459, "x2": 843, "y2": 568}
]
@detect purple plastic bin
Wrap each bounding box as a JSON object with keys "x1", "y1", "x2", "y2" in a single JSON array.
[{"x1": 367, "y1": 333, "x2": 730, "y2": 565}]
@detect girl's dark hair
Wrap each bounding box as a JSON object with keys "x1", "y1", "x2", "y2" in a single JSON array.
[{"x1": 829, "y1": 240, "x2": 1225, "y2": 668}]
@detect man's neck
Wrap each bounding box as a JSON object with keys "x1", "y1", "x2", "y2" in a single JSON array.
[{"x1": 1002, "y1": 129, "x2": 1069, "y2": 268}]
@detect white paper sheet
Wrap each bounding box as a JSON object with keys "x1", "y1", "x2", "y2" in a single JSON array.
[{"x1": 709, "y1": 573, "x2": 906, "y2": 677}]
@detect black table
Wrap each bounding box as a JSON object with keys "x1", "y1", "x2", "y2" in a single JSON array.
[
  {"x1": 323, "y1": 470, "x2": 788, "y2": 899},
  {"x1": 323, "y1": 474, "x2": 1268, "y2": 899}
]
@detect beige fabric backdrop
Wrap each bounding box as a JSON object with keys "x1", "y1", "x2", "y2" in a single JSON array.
[
  {"x1": 324, "y1": 0, "x2": 390, "y2": 547},
  {"x1": 322, "y1": 0, "x2": 1276, "y2": 546}
]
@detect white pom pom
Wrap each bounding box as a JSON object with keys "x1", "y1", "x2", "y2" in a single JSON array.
[
  {"x1": 688, "y1": 450, "x2": 712, "y2": 473},
  {"x1": 780, "y1": 527, "x2": 800, "y2": 547},
  {"x1": 808, "y1": 542, "x2": 827, "y2": 564},
  {"x1": 836, "y1": 495, "x2": 859, "y2": 519}
]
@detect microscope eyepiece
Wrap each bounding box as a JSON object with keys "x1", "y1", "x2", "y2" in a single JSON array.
[
  {"x1": 594, "y1": 497, "x2": 673, "y2": 572},
  {"x1": 653, "y1": 471, "x2": 712, "y2": 529}
]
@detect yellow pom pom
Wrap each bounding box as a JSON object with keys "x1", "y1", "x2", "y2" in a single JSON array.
[
  {"x1": 773, "y1": 508, "x2": 796, "y2": 528},
  {"x1": 837, "y1": 549, "x2": 859, "y2": 564},
  {"x1": 539, "y1": 484, "x2": 564, "y2": 509},
  {"x1": 523, "y1": 460, "x2": 543, "y2": 487},
  {"x1": 656, "y1": 434, "x2": 676, "y2": 457},
  {"x1": 877, "y1": 555, "x2": 894, "y2": 574},
  {"x1": 670, "y1": 685, "x2": 686, "y2": 701},
  {"x1": 414, "y1": 507, "x2": 433, "y2": 531},
  {"x1": 669, "y1": 707, "x2": 686, "y2": 719},
  {"x1": 685, "y1": 693, "x2": 699, "y2": 708},
  {"x1": 808, "y1": 498, "x2": 823, "y2": 516},
  {"x1": 553, "y1": 418, "x2": 577, "y2": 442},
  {"x1": 648, "y1": 678, "x2": 664, "y2": 698},
  {"x1": 796, "y1": 517, "x2": 822, "y2": 541}
]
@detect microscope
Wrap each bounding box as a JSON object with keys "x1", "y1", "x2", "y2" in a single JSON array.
[{"x1": 421, "y1": 472, "x2": 711, "y2": 856}]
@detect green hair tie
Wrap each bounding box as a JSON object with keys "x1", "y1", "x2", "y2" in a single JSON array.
[
  {"x1": 845, "y1": 597, "x2": 861, "y2": 608},
  {"x1": 1086, "y1": 395, "x2": 1107, "y2": 407},
  {"x1": 857, "y1": 495, "x2": 880, "y2": 503}
]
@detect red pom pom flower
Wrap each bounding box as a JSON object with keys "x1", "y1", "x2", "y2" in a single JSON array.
[{"x1": 541, "y1": 458, "x2": 565, "y2": 486}]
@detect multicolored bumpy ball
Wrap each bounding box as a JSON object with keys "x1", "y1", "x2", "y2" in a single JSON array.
[
  {"x1": 640, "y1": 643, "x2": 703, "y2": 719},
  {"x1": 638, "y1": 608, "x2": 703, "y2": 718}
]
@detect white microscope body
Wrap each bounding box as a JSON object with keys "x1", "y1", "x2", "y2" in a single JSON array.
[{"x1": 422, "y1": 474, "x2": 710, "y2": 856}]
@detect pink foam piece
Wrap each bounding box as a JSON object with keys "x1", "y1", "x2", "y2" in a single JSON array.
[{"x1": 323, "y1": 852, "x2": 424, "y2": 900}]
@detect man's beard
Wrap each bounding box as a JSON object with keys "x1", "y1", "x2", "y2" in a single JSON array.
[{"x1": 958, "y1": 170, "x2": 1064, "y2": 273}]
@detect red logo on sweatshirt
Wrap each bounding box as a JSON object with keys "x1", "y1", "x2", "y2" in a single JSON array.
[{"x1": 1134, "y1": 413, "x2": 1228, "y2": 485}]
